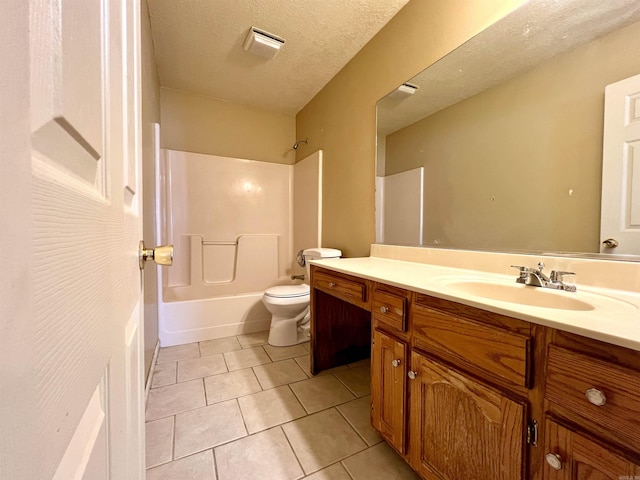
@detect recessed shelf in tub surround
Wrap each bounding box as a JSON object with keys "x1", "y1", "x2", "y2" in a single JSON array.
[{"x1": 309, "y1": 245, "x2": 640, "y2": 351}]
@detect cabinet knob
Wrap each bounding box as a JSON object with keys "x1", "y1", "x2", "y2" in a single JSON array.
[
  {"x1": 391, "y1": 359, "x2": 401, "y2": 367},
  {"x1": 544, "y1": 453, "x2": 563, "y2": 470},
  {"x1": 380, "y1": 306, "x2": 389, "y2": 314},
  {"x1": 585, "y1": 388, "x2": 607, "y2": 406},
  {"x1": 407, "y1": 371, "x2": 417, "y2": 380},
  {"x1": 328, "y1": 282, "x2": 336, "y2": 288}
]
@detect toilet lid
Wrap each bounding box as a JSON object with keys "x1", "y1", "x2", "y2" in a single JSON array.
[{"x1": 265, "y1": 284, "x2": 310, "y2": 298}]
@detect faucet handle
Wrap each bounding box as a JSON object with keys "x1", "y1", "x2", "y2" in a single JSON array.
[
  {"x1": 511, "y1": 265, "x2": 531, "y2": 283},
  {"x1": 550, "y1": 271, "x2": 575, "y2": 283},
  {"x1": 511, "y1": 265, "x2": 532, "y2": 273}
]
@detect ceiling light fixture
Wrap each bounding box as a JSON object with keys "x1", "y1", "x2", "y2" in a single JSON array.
[{"x1": 243, "y1": 27, "x2": 285, "y2": 59}]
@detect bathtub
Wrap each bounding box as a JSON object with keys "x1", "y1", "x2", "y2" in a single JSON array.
[{"x1": 158, "y1": 284, "x2": 271, "y2": 347}]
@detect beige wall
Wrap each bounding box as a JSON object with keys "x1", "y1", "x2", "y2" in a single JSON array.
[
  {"x1": 141, "y1": 0, "x2": 161, "y2": 379},
  {"x1": 296, "y1": 0, "x2": 528, "y2": 257},
  {"x1": 385, "y1": 20, "x2": 640, "y2": 254},
  {"x1": 161, "y1": 88, "x2": 296, "y2": 164}
]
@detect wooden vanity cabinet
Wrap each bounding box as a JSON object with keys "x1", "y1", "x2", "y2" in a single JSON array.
[
  {"x1": 543, "y1": 419, "x2": 640, "y2": 479},
  {"x1": 371, "y1": 328, "x2": 407, "y2": 454},
  {"x1": 409, "y1": 351, "x2": 528, "y2": 480},
  {"x1": 408, "y1": 294, "x2": 532, "y2": 480},
  {"x1": 309, "y1": 266, "x2": 372, "y2": 374},
  {"x1": 542, "y1": 330, "x2": 640, "y2": 479},
  {"x1": 310, "y1": 267, "x2": 640, "y2": 480},
  {"x1": 370, "y1": 282, "x2": 411, "y2": 454}
]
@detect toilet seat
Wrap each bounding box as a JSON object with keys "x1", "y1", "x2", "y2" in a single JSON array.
[{"x1": 264, "y1": 284, "x2": 310, "y2": 299}]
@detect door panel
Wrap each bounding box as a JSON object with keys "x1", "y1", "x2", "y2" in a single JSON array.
[
  {"x1": 409, "y1": 352, "x2": 527, "y2": 480},
  {"x1": 24, "y1": 0, "x2": 144, "y2": 478},
  {"x1": 371, "y1": 329, "x2": 407, "y2": 453},
  {"x1": 543, "y1": 419, "x2": 640, "y2": 480},
  {"x1": 601, "y1": 73, "x2": 640, "y2": 254}
]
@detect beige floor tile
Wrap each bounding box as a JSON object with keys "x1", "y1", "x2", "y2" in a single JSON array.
[
  {"x1": 151, "y1": 362, "x2": 177, "y2": 389},
  {"x1": 293, "y1": 355, "x2": 312, "y2": 377},
  {"x1": 157, "y1": 343, "x2": 200, "y2": 364},
  {"x1": 303, "y1": 463, "x2": 352, "y2": 480},
  {"x1": 238, "y1": 386, "x2": 306, "y2": 434},
  {"x1": 301, "y1": 342, "x2": 310, "y2": 352},
  {"x1": 177, "y1": 354, "x2": 227, "y2": 382},
  {"x1": 342, "y1": 442, "x2": 420, "y2": 480},
  {"x1": 290, "y1": 375, "x2": 355, "y2": 413},
  {"x1": 223, "y1": 346, "x2": 271, "y2": 371},
  {"x1": 334, "y1": 365, "x2": 371, "y2": 397},
  {"x1": 263, "y1": 344, "x2": 308, "y2": 362},
  {"x1": 200, "y1": 337, "x2": 242, "y2": 357},
  {"x1": 204, "y1": 368, "x2": 262, "y2": 405},
  {"x1": 253, "y1": 359, "x2": 308, "y2": 389},
  {"x1": 347, "y1": 359, "x2": 370, "y2": 369},
  {"x1": 145, "y1": 417, "x2": 174, "y2": 469},
  {"x1": 174, "y1": 400, "x2": 247, "y2": 459},
  {"x1": 146, "y1": 379, "x2": 206, "y2": 421},
  {"x1": 293, "y1": 355, "x2": 347, "y2": 377},
  {"x1": 282, "y1": 408, "x2": 366, "y2": 474},
  {"x1": 336, "y1": 395, "x2": 382, "y2": 446},
  {"x1": 236, "y1": 330, "x2": 270, "y2": 348},
  {"x1": 146, "y1": 450, "x2": 216, "y2": 480},
  {"x1": 215, "y1": 427, "x2": 303, "y2": 480}
]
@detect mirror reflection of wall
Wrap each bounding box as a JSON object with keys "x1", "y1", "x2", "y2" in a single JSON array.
[{"x1": 377, "y1": 1, "x2": 640, "y2": 257}]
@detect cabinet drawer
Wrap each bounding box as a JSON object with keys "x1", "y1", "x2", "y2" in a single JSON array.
[
  {"x1": 546, "y1": 345, "x2": 640, "y2": 452},
  {"x1": 313, "y1": 270, "x2": 369, "y2": 310},
  {"x1": 412, "y1": 303, "x2": 531, "y2": 389},
  {"x1": 373, "y1": 290, "x2": 407, "y2": 333}
]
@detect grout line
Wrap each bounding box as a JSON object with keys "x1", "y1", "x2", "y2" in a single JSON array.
[
  {"x1": 335, "y1": 402, "x2": 370, "y2": 447},
  {"x1": 171, "y1": 415, "x2": 176, "y2": 463},
  {"x1": 279, "y1": 424, "x2": 306, "y2": 476}
]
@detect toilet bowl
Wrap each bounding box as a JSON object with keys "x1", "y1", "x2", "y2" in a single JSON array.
[
  {"x1": 262, "y1": 284, "x2": 311, "y2": 347},
  {"x1": 263, "y1": 247, "x2": 341, "y2": 346}
]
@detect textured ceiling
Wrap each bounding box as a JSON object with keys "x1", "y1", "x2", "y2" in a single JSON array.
[
  {"x1": 147, "y1": 0, "x2": 410, "y2": 115},
  {"x1": 377, "y1": 0, "x2": 640, "y2": 135}
]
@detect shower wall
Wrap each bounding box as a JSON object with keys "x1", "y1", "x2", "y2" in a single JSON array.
[{"x1": 163, "y1": 149, "x2": 292, "y2": 297}]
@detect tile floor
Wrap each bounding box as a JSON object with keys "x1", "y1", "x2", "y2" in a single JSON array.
[{"x1": 145, "y1": 330, "x2": 419, "y2": 480}]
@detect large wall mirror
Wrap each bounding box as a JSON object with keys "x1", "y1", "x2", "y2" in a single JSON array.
[{"x1": 376, "y1": 0, "x2": 640, "y2": 260}]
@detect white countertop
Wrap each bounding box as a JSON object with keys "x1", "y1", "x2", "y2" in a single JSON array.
[{"x1": 310, "y1": 256, "x2": 640, "y2": 352}]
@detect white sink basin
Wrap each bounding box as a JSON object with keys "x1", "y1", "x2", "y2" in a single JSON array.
[
  {"x1": 437, "y1": 278, "x2": 638, "y2": 312},
  {"x1": 444, "y1": 281, "x2": 594, "y2": 311}
]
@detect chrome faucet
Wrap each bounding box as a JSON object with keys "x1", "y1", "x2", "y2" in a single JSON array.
[{"x1": 511, "y1": 262, "x2": 576, "y2": 292}]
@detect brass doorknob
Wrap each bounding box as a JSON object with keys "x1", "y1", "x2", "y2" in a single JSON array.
[{"x1": 139, "y1": 241, "x2": 173, "y2": 269}]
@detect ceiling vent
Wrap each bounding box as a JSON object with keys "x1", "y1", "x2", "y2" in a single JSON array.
[
  {"x1": 388, "y1": 83, "x2": 419, "y2": 99},
  {"x1": 243, "y1": 27, "x2": 285, "y2": 59}
]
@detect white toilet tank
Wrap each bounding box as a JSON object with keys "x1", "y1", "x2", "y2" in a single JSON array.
[{"x1": 302, "y1": 248, "x2": 342, "y2": 278}]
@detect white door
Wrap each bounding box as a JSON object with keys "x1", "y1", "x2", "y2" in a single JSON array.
[
  {"x1": 600, "y1": 73, "x2": 640, "y2": 255},
  {"x1": 1, "y1": 1, "x2": 145, "y2": 479}
]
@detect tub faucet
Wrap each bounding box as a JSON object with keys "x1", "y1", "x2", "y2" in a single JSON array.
[
  {"x1": 291, "y1": 274, "x2": 305, "y2": 281},
  {"x1": 511, "y1": 262, "x2": 576, "y2": 292}
]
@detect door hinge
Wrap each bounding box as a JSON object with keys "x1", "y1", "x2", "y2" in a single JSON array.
[{"x1": 527, "y1": 420, "x2": 538, "y2": 447}]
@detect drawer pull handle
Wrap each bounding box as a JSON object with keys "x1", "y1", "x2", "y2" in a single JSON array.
[
  {"x1": 407, "y1": 371, "x2": 417, "y2": 380},
  {"x1": 544, "y1": 453, "x2": 563, "y2": 470},
  {"x1": 328, "y1": 282, "x2": 336, "y2": 288},
  {"x1": 585, "y1": 388, "x2": 607, "y2": 406},
  {"x1": 391, "y1": 359, "x2": 401, "y2": 367},
  {"x1": 380, "y1": 306, "x2": 389, "y2": 314}
]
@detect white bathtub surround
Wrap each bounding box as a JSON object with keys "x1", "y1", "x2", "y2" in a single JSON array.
[
  {"x1": 308, "y1": 245, "x2": 640, "y2": 351},
  {"x1": 157, "y1": 149, "x2": 324, "y2": 347}
]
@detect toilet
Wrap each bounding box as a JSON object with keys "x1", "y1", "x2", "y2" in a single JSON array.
[{"x1": 263, "y1": 248, "x2": 342, "y2": 346}]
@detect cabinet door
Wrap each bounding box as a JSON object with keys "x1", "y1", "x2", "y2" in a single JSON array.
[
  {"x1": 371, "y1": 329, "x2": 407, "y2": 453},
  {"x1": 543, "y1": 419, "x2": 640, "y2": 479},
  {"x1": 409, "y1": 352, "x2": 527, "y2": 480}
]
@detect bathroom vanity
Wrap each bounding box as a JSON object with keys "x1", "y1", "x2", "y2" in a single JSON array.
[{"x1": 309, "y1": 253, "x2": 640, "y2": 480}]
